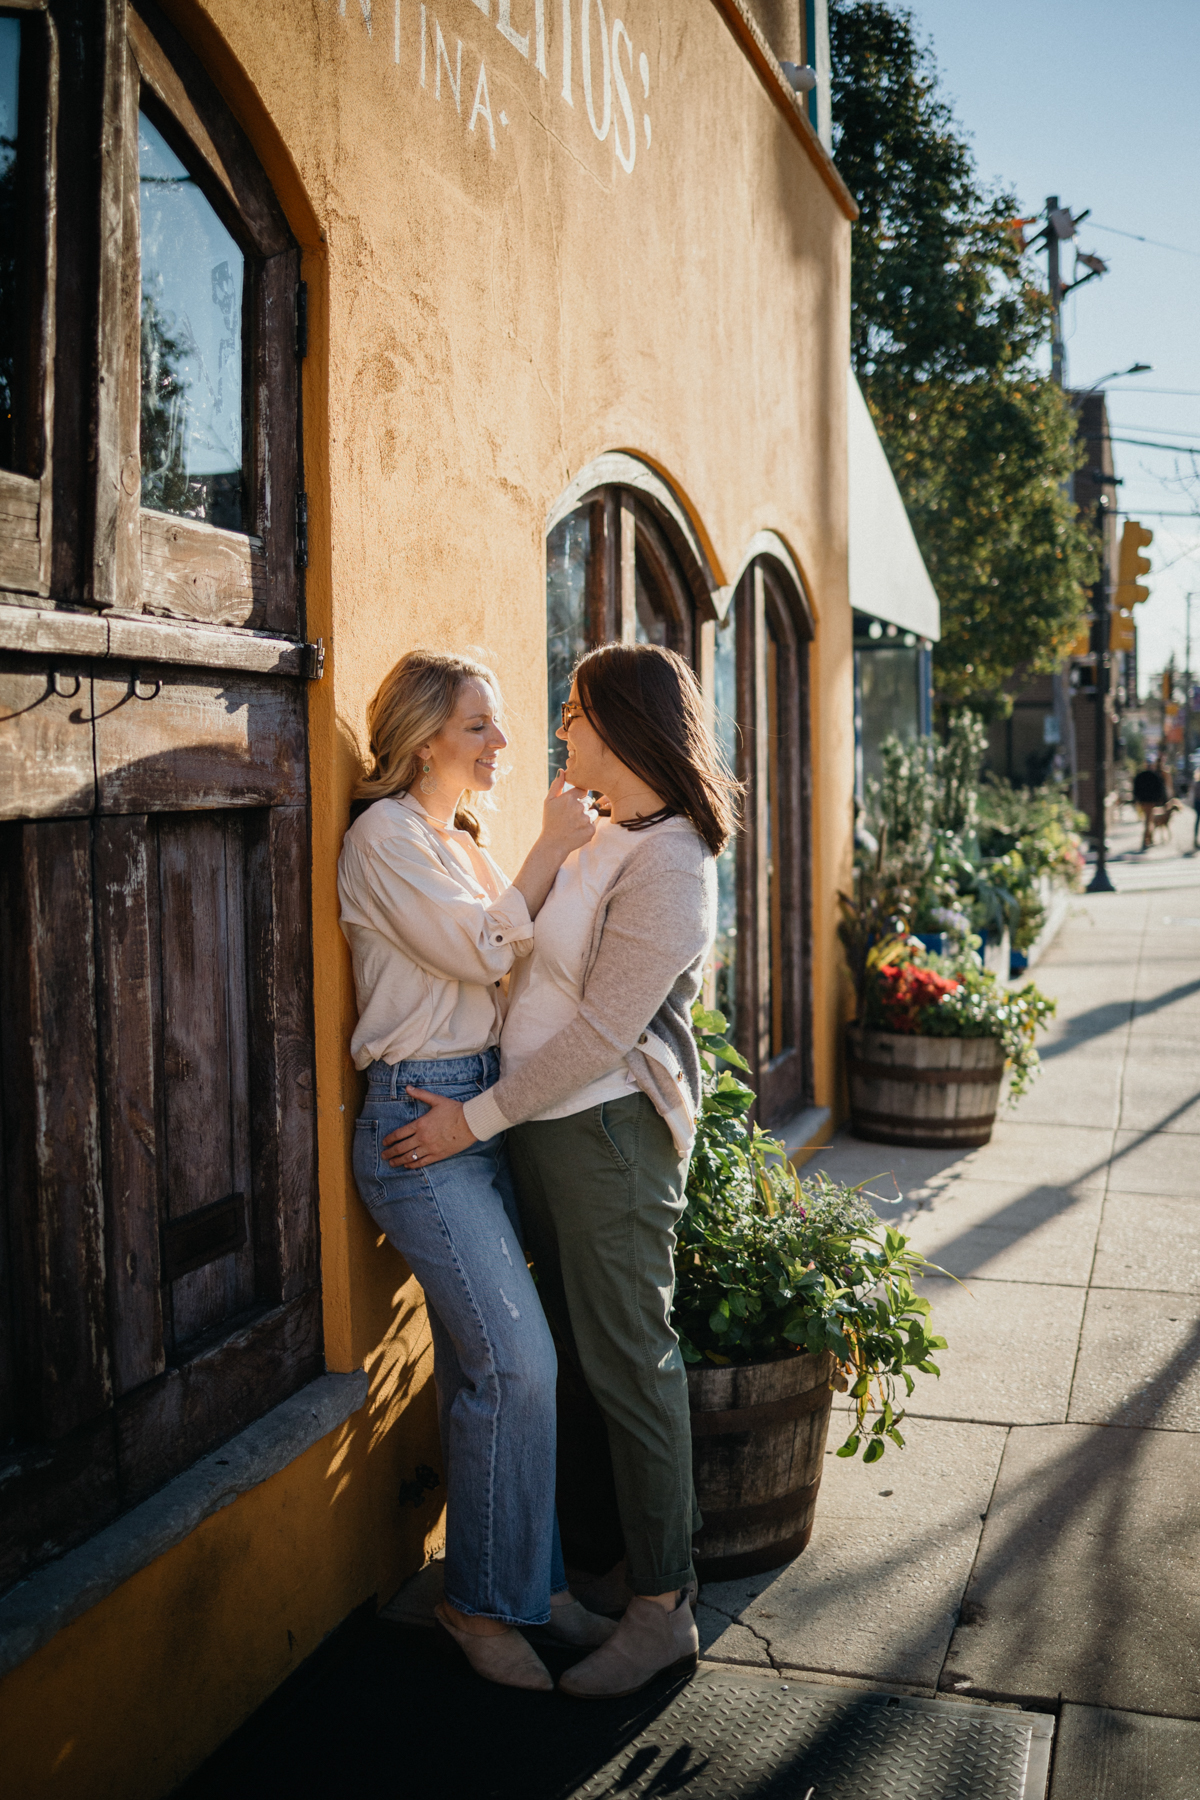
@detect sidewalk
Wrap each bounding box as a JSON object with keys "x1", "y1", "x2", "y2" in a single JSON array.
[
  {"x1": 175, "y1": 836, "x2": 1200, "y2": 1799},
  {"x1": 698, "y1": 830, "x2": 1200, "y2": 1794}
]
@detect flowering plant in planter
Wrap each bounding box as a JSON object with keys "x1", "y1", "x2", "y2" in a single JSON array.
[
  {"x1": 863, "y1": 936, "x2": 1056, "y2": 1098},
  {"x1": 672, "y1": 1005, "x2": 949, "y2": 1461}
]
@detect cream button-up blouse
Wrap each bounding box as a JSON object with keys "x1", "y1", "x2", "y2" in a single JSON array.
[{"x1": 337, "y1": 792, "x2": 533, "y2": 1070}]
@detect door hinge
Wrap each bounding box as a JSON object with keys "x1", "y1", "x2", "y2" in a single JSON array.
[
  {"x1": 296, "y1": 281, "x2": 308, "y2": 360},
  {"x1": 296, "y1": 491, "x2": 309, "y2": 569},
  {"x1": 303, "y1": 637, "x2": 325, "y2": 682}
]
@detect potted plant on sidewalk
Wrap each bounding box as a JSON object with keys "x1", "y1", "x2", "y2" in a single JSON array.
[
  {"x1": 838, "y1": 926, "x2": 1056, "y2": 1150},
  {"x1": 672, "y1": 1007, "x2": 949, "y2": 1581}
]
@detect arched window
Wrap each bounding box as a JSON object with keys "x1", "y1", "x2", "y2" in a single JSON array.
[
  {"x1": 544, "y1": 459, "x2": 710, "y2": 774},
  {"x1": 714, "y1": 552, "x2": 814, "y2": 1128}
]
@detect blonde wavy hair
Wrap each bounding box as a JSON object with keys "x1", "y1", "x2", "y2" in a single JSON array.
[{"x1": 355, "y1": 648, "x2": 502, "y2": 843}]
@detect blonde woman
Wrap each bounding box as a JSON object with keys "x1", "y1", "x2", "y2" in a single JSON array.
[
  {"x1": 390, "y1": 643, "x2": 738, "y2": 1700},
  {"x1": 338, "y1": 650, "x2": 613, "y2": 1691}
]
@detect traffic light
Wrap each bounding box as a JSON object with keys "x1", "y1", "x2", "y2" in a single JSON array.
[
  {"x1": 1110, "y1": 606, "x2": 1135, "y2": 654},
  {"x1": 1116, "y1": 520, "x2": 1153, "y2": 609},
  {"x1": 1162, "y1": 669, "x2": 1174, "y2": 705}
]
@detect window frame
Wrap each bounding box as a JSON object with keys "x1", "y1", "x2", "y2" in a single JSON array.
[
  {"x1": 0, "y1": 0, "x2": 57, "y2": 598},
  {"x1": 93, "y1": 0, "x2": 302, "y2": 633},
  {"x1": 728, "y1": 555, "x2": 814, "y2": 1128}
]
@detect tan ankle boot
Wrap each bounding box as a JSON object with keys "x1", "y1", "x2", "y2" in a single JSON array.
[
  {"x1": 558, "y1": 1592, "x2": 698, "y2": 1699},
  {"x1": 543, "y1": 1596, "x2": 619, "y2": 1647},
  {"x1": 434, "y1": 1603, "x2": 554, "y2": 1691}
]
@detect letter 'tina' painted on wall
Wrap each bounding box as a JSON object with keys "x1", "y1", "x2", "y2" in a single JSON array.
[{"x1": 332, "y1": 0, "x2": 648, "y2": 173}]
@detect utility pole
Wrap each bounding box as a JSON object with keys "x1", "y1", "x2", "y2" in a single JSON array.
[
  {"x1": 1088, "y1": 482, "x2": 1118, "y2": 892},
  {"x1": 1044, "y1": 196, "x2": 1080, "y2": 803},
  {"x1": 1046, "y1": 194, "x2": 1066, "y2": 387}
]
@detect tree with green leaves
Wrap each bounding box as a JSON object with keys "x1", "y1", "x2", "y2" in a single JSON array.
[{"x1": 830, "y1": 0, "x2": 1097, "y2": 712}]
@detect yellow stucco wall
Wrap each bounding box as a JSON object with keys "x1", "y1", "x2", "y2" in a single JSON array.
[{"x1": 1, "y1": 2, "x2": 854, "y2": 1791}]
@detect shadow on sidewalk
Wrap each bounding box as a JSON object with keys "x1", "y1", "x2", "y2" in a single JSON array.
[{"x1": 173, "y1": 1612, "x2": 697, "y2": 1800}]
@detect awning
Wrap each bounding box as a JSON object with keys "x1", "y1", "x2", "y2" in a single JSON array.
[{"x1": 847, "y1": 370, "x2": 941, "y2": 642}]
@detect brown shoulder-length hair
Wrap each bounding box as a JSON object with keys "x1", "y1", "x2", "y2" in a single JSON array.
[{"x1": 573, "y1": 643, "x2": 741, "y2": 856}]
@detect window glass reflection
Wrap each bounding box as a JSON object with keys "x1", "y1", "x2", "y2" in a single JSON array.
[
  {"x1": 712, "y1": 601, "x2": 738, "y2": 1034},
  {"x1": 139, "y1": 112, "x2": 244, "y2": 529},
  {"x1": 634, "y1": 566, "x2": 668, "y2": 646},
  {"x1": 1, "y1": 16, "x2": 25, "y2": 473},
  {"x1": 766, "y1": 623, "x2": 786, "y2": 1059},
  {"x1": 546, "y1": 507, "x2": 590, "y2": 778}
]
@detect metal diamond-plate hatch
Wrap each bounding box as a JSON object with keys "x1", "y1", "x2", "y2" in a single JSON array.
[{"x1": 570, "y1": 1669, "x2": 1053, "y2": 1800}]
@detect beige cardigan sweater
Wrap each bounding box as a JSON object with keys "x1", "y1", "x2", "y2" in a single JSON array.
[{"x1": 461, "y1": 822, "x2": 717, "y2": 1156}]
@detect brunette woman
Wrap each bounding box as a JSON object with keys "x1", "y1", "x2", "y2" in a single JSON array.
[
  {"x1": 387, "y1": 642, "x2": 737, "y2": 1699},
  {"x1": 339, "y1": 649, "x2": 615, "y2": 1692}
]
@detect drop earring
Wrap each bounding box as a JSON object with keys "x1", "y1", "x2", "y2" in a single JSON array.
[{"x1": 420, "y1": 760, "x2": 438, "y2": 796}]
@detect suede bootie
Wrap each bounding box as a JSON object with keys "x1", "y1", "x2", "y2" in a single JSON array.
[
  {"x1": 543, "y1": 1595, "x2": 619, "y2": 1647},
  {"x1": 565, "y1": 1558, "x2": 636, "y2": 1617},
  {"x1": 434, "y1": 1603, "x2": 554, "y2": 1691},
  {"x1": 558, "y1": 1591, "x2": 699, "y2": 1699}
]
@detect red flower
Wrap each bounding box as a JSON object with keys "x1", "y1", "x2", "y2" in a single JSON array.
[{"x1": 875, "y1": 963, "x2": 961, "y2": 1033}]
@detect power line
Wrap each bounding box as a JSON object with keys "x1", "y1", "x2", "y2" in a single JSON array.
[
  {"x1": 1107, "y1": 387, "x2": 1200, "y2": 398},
  {"x1": 1108, "y1": 424, "x2": 1200, "y2": 441},
  {"x1": 1089, "y1": 221, "x2": 1200, "y2": 261},
  {"x1": 1117, "y1": 508, "x2": 1200, "y2": 520},
  {"x1": 1111, "y1": 436, "x2": 1200, "y2": 454}
]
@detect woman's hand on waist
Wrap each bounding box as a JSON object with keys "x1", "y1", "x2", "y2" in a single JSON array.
[{"x1": 382, "y1": 1088, "x2": 478, "y2": 1168}]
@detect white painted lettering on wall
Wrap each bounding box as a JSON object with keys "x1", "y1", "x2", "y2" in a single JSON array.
[{"x1": 333, "y1": 0, "x2": 651, "y2": 173}]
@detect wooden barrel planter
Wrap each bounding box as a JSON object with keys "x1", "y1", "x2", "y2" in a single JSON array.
[
  {"x1": 846, "y1": 1025, "x2": 1005, "y2": 1150},
  {"x1": 689, "y1": 1350, "x2": 836, "y2": 1582}
]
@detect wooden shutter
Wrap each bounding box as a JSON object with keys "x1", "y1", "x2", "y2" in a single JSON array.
[{"x1": 0, "y1": 0, "x2": 319, "y2": 1593}]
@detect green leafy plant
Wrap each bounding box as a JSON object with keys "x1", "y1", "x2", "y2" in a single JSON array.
[
  {"x1": 675, "y1": 1006, "x2": 949, "y2": 1460},
  {"x1": 861, "y1": 936, "x2": 1056, "y2": 1098},
  {"x1": 862, "y1": 721, "x2": 1085, "y2": 954}
]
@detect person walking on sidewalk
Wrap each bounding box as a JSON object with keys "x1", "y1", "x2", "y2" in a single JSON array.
[
  {"x1": 389, "y1": 643, "x2": 737, "y2": 1700},
  {"x1": 1132, "y1": 756, "x2": 1168, "y2": 851},
  {"x1": 339, "y1": 650, "x2": 615, "y2": 1693},
  {"x1": 1191, "y1": 767, "x2": 1200, "y2": 851}
]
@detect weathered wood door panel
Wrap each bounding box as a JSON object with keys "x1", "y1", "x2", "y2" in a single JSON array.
[
  {"x1": 245, "y1": 806, "x2": 319, "y2": 1306},
  {"x1": 157, "y1": 812, "x2": 255, "y2": 1346},
  {"x1": 0, "y1": 656, "x2": 96, "y2": 819},
  {"x1": 94, "y1": 816, "x2": 166, "y2": 1397},
  {"x1": 93, "y1": 666, "x2": 307, "y2": 812},
  {"x1": 114, "y1": 1289, "x2": 322, "y2": 1504},
  {"x1": 0, "y1": 821, "x2": 112, "y2": 1441}
]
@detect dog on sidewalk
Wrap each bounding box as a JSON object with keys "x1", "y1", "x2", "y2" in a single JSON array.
[{"x1": 1149, "y1": 797, "x2": 1184, "y2": 844}]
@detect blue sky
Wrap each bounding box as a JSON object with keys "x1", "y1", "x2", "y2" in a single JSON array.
[{"x1": 905, "y1": 0, "x2": 1200, "y2": 692}]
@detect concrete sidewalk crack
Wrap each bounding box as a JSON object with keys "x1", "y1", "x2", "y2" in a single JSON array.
[{"x1": 702, "y1": 1597, "x2": 782, "y2": 1672}]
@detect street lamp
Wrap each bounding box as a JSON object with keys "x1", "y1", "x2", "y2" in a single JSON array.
[{"x1": 1074, "y1": 362, "x2": 1152, "y2": 399}]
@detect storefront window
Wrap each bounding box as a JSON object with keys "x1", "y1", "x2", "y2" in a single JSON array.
[
  {"x1": 712, "y1": 599, "x2": 739, "y2": 1033},
  {"x1": 139, "y1": 112, "x2": 245, "y2": 529},
  {"x1": 720, "y1": 559, "x2": 812, "y2": 1127}
]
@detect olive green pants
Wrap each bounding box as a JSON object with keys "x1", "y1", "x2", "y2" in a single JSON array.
[{"x1": 507, "y1": 1092, "x2": 700, "y2": 1596}]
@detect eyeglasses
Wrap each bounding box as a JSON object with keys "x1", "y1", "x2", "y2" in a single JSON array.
[{"x1": 560, "y1": 700, "x2": 584, "y2": 728}]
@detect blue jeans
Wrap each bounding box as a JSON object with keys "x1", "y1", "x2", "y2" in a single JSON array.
[{"x1": 353, "y1": 1051, "x2": 565, "y2": 1625}]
